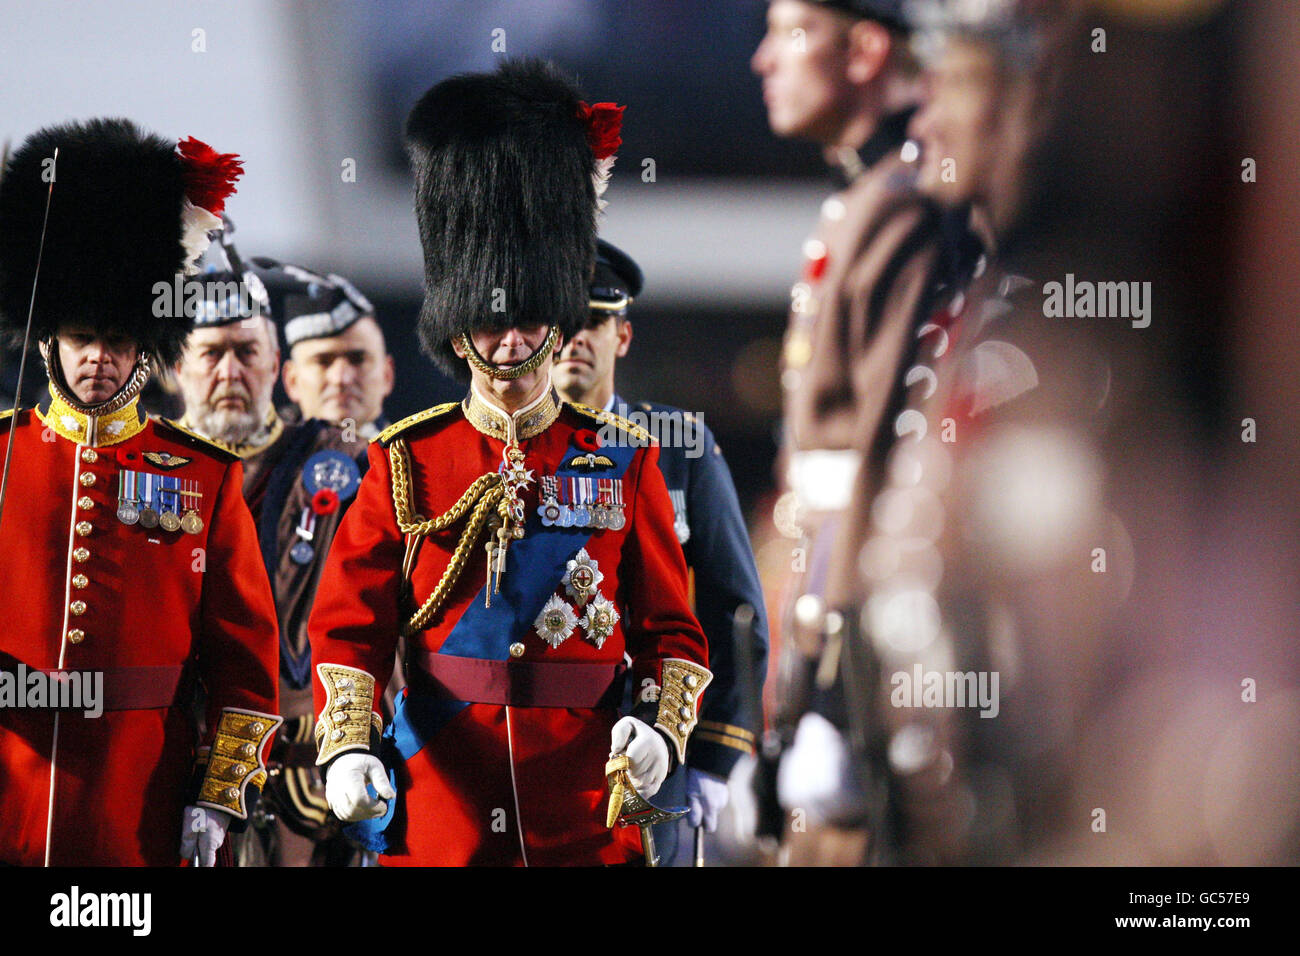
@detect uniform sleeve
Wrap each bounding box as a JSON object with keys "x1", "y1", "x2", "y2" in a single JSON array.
[
  {"x1": 197, "y1": 458, "x2": 279, "y2": 726},
  {"x1": 825, "y1": 199, "x2": 943, "y2": 608},
  {"x1": 307, "y1": 440, "x2": 405, "y2": 724},
  {"x1": 618, "y1": 442, "x2": 709, "y2": 695},
  {"x1": 192, "y1": 459, "x2": 282, "y2": 820},
  {"x1": 679, "y1": 423, "x2": 769, "y2": 776}
]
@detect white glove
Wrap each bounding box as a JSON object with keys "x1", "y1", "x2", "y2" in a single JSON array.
[
  {"x1": 179, "y1": 805, "x2": 231, "y2": 867},
  {"x1": 686, "y1": 768, "x2": 730, "y2": 832},
  {"x1": 325, "y1": 753, "x2": 395, "y2": 822},
  {"x1": 726, "y1": 753, "x2": 760, "y2": 845},
  {"x1": 610, "y1": 716, "x2": 670, "y2": 799},
  {"x1": 776, "y1": 711, "x2": 869, "y2": 826}
]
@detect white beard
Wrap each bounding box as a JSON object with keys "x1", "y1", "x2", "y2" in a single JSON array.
[{"x1": 193, "y1": 404, "x2": 269, "y2": 449}]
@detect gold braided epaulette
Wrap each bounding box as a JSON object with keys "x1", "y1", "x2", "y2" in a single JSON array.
[
  {"x1": 376, "y1": 403, "x2": 460, "y2": 446},
  {"x1": 568, "y1": 402, "x2": 653, "y2": 445},
  {"x1": 155, "y1": 418, "x2": 241, "y2": 462}
]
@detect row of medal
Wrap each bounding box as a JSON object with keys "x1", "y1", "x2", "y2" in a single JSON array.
[
  {"x1": 537, "y1": 475, "x2": 625, "y2": 530},
  {"x1": 117, "y1": 471, "x2": 204, "y2": 534}
]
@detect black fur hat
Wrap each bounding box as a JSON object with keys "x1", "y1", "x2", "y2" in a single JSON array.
[
  {"x1": 0, "y1": 118, "x2": 194, "y2": 366},
  {"x1": 405, "y1": 58, "x2": 600, "y2": 379}
]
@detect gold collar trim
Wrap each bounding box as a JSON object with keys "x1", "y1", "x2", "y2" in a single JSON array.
[
  {"x1": 38, "y1": 383, "x2": 146, "y2": 447},
  {"x1": 463, "y1": 381, "x2": 561, "y2": 443},
  {"x1": 177, "y1": 408, "x2": 284, "y2": 459}
]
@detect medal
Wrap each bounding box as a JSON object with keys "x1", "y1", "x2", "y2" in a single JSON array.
[
  {"x1": 117, "y1": 470, "x2": 140, "y2": 525},
  {"x1": 291, "y1": 508, "x2": 316, "y2": 564},
  {"x1": 180, "y1": 479, "x2": 203, "y2": 535},
  {"x1": 563, "y1": 548, "x2": 603, "y2": 607},
  {"x1": 159, "y1": 475, "x2": 182, "y2": 531},
  {"x1": 138, "y1": 472, "x2": 159, "y2": 528},
  {"x1": 607, "y1": 480, "x2": 626, "y2": 531},
  {"x1": 670, "y1": 489, "x2": 691, "y2": 545}
]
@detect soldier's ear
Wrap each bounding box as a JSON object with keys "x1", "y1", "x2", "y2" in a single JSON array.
[
  {"x1": 282, "y1": 359, "x2": 301, "y2": 401},
  {"x1": 450, "y1": 335, "x2": 467, "y2": 359},
  {"x1": 615, "y1": 319, "x2": 633, "y2": 358},
  {"x1": 846, "y1": 18, "x2": 893, "y2": 86},
  {"x1": 382, "y1": 354, "x2": 395, "y2": 398}
]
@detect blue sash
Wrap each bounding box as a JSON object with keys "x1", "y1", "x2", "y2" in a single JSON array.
[{"x1": 347, "y1": 431, "x2": 637, "y2": 852}]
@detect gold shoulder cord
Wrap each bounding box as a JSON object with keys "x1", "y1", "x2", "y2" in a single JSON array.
[{"x1": 388, "y1": 438, "x2": 506, "y2": 636}]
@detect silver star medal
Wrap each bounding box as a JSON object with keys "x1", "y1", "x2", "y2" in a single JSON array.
[
  {"x1": 533, "y1": 594, "x2": 578, "y2": 649},
  {"x1": 580, "y1": 593, "x2": 620, "y2": 649},
  {"x1": 562, "y1": 548, "x2": 603, "y2": 607}
]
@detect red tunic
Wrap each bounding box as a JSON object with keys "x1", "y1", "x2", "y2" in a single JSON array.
[
  {"x1": 0, "y1": 392, "x2": 280, "y2": 866},
  {"x1": 309, "y1": 391, "x2": 708, "y2": 865}
]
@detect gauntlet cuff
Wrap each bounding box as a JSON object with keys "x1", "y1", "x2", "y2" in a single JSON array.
[
  {"x1": 196, "y1": 708, "x2": 281, "y2": 820},
  {"x1": 655, "y1": 658, "x2": 713, "y2": 765},
  {"x1": 314, "y1": 663, "x2": 381, "y2": 766}
]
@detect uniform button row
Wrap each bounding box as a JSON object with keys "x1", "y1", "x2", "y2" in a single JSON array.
[
  {"x1": 67, "y1": 629, "x2": 85, "y2": 645},
  {"x1": 80, "y1": 448, "x2": 97, "y2": 464},
  {"x1": 75, "y1": 521, "x2": 93, "y2": 537},
  {"x1": 69, "y1": 600, "x2": 86, "y2": 616}
]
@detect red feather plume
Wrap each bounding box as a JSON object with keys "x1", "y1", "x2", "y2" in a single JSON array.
[{"x1": 176, "y1": 136, "x2": 244, "y2": 215}]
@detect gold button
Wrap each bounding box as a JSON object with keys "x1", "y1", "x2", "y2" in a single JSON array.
[
  {"x1": 684, "y1": 675, "x2": 698, "y2": 689},
  {"x1": 335, "y1": 711, "x2": 349, "y2": 723},
  {"x1": 679, "y1": 706, "x2": 691, "y2": 719},
  {"x1": 249, "y1": 721, "x2": 265, "y2": 735},
  {"x1": 331, "y1": 729, "x2": 344, "y2": 741},
  {"x1": 69, "y1": 600, "x2": 86, "y2": 616},
  {"x1": 677, "y1": 722, "x2": 688, "y2": 734},
  {"x1": 67, "y1": 629, "x2": 85, "y2": 644},
  {"x1": 225, "y1": 787, "x2": 240, "y2": 801},
  {"x1": 79, "y1": 472, "x2": 96, "y2": 487},
  {"x1": 75, "y1": 521, "x2": 93, "y2": 537},
  {"x1": 240, "y1": 743, "x2": 256, "y2": 758},
  {"x1": 80, "y1": 448, "x2": 98, "y2": 463},
  {"x1": 73, "y1": 547, "x2": 90, "y2": 563},
  {"x1": 78, "y1": 496, "x2": 94, "y2": 510},
  {"x1": 230, "y1": 764, "x2": 247, "y2": 778},
  {"x1": 509, "y1": 642, "x2": 526, "y2": 658},
  {"x1": 72, "y1": 574, "x2": 88, "y2": 589}
]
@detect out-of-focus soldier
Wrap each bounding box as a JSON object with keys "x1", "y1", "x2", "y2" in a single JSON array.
[
  {"x1": 264, "y1": 261, "x2": 394, "y2": 440},
  {"x1": 175, "y1": 238, "x2": 369, "y2": 865}
]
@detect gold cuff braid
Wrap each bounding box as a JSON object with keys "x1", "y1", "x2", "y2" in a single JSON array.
[
  {"x1": 655, "y1": 659, "x2": 713, "y2": 764},
  {"x1": 314, "y1": 664, "x2": 381, "y2": 766},
  {"x1": 196, "y1": 708, "x2": 282, "y2": 820},
  {"x1": 388, "y1": 439, "x2": 504, "y2": 635}
]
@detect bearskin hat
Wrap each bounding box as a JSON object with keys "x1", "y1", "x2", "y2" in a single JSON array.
[
  {"x1": 0, "y1": 117, "x2": 241, "y2": 367},
  {"x1": 405, "y1": 58, "x2": 606, "y2": 379}
]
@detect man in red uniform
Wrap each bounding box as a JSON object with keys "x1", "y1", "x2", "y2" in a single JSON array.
[
  {"x1": 308, "y1": 59, "x2": 710, "y2": 865},
  {"x1": 0, "y1": 118, "x2": 281, "y2": 866}
]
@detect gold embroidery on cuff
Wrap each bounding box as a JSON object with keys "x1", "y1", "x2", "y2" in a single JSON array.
[
  {"x1": 314, "y1": 664, "x2": 378, "y2": 765},
  {"x1": 654, "y1": 658, "x2": 713, "y2": 764},
  {"x1": 196, "y1": 708, "x2": 282, "y2": 820}
]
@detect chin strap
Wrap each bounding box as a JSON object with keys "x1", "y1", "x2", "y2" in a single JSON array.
[{"x1": 459, "y1": 325, "x2": 559, "y2": 381}]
